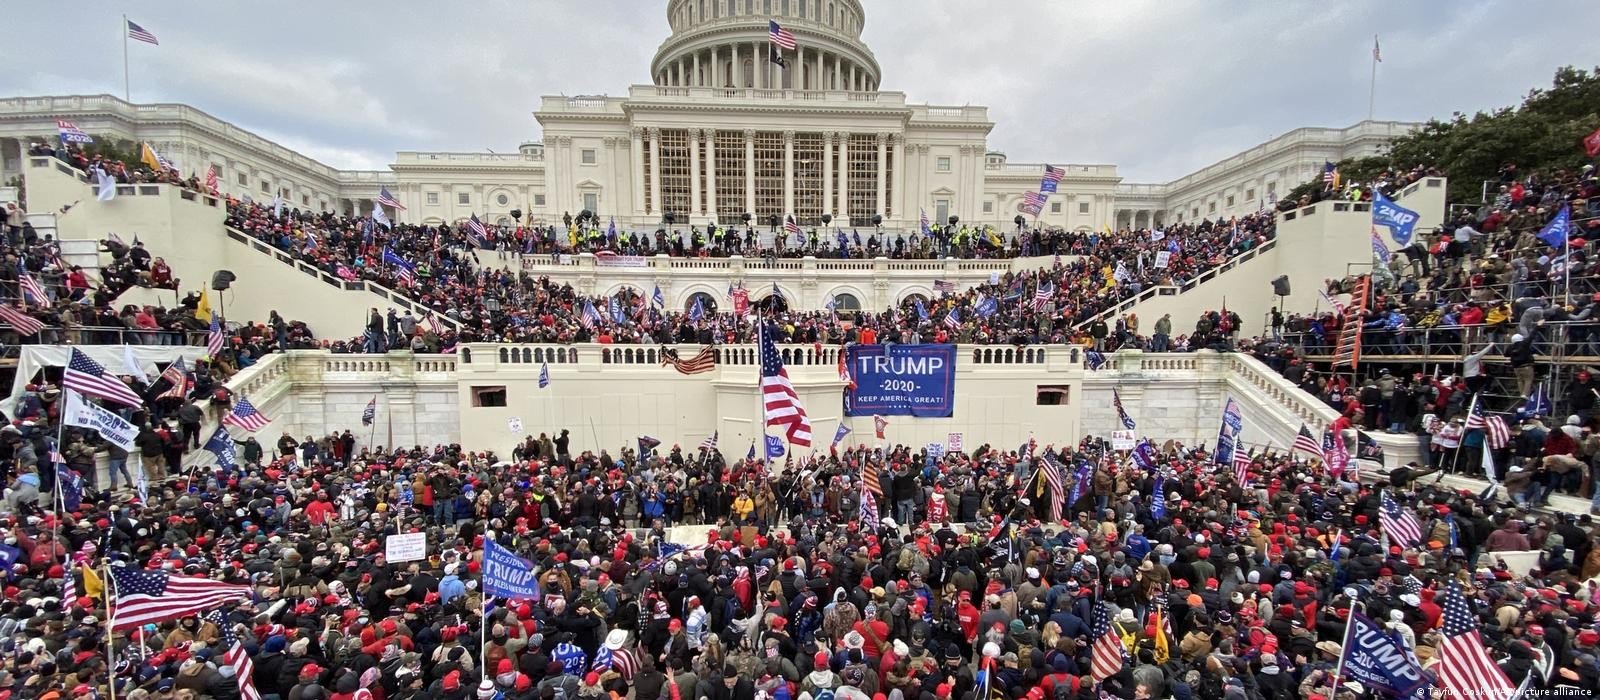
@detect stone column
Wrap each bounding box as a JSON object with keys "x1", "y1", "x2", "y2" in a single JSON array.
[
  {"x1": 833, "y1": 55, "x2": 841, "y2": 90},
  {"x1": 754, "y1": 41, "x2": 762, "y2": 89},
  {"x1": 693, "y1": 51, "x2": 701, "y2": 87},
  {"x1": 836, "y1": 132, "x2": 849, "y2": 221},
  {"x1": 711, "y1": 46, "x2": 720, "y2": 87},
  {"x1": 850, "y1": 65, "x2": 857, "y2": 91},
  {"x1": 821, "y1": 132, "x2": 834, "y2": 220},
  {"x1": 783, "y1": 130, "x2": 795, "y2": 219},
  {"x1": 875, "y1": 132, "x2": 888, "y2": 218},
  {"x1": 630, "y1": 127, "x2": 645, "y2": 217},
  {"x1": 744, "y1": 129, "x2": 756, "y2": 217},
  {"x1": 890, "y1": 133, "x2": 905, "y2": 222},
  {"x1": 648, "y1": 127, "x2": 661, "y2": 215},
  {"x1": 815, "y1": 50, "x2": 823, "y2": 91},
  {"x1": 732, "y1": 44, "x2": 742, "y2": 88},
  {"x1": 690, "y1": 129, "x2": 702, "y2": 217},
  {"x1": 705, "y1": 130, "x2": 718, "y2": 220}
]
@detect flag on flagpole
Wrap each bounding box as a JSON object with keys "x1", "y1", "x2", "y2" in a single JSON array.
[
  {"x1": 207, "y1": 312, "x2": 225, "y2": 358},
  {"x1": 371, "y1": 201, "x2": 391, "y2": 228},
  {"x1": 1292, "y1": 423, "x2": 1325, "y2": 461},
  {"x1": 1379, "y1": 492, "x2": 1422, "y2": 549},
  {"x1": 831, "y1": 424, "x2": 851, "y2": 448},
  {"x1": 768, "y1": 20, "x2": 797, "y2": 50},
  {"x1": 858, "y1": 483, "x2": 878, "y2": 524},
  {"x1": 1111, "y1": 389, "x2": 1136, "y2": 430},
  {"x1": 837, "y1": 351, "x2": 855, "y2": 390},
  {"x1": 466, "y1": 214, "x2": 490, "y2": 248},
  {"x1": 204, "y1": 165, "x2": 218, "y2": 193},
  {"x1": 126, "y1": 19, "x2": 160, "y2": 45},
  {"x1": 56, "y1": 119, "x2": 94, "y2": 144},
  {"x1": 538, "y1": 362, "x2": 550, "y2": 388},
  {"x1": 110, "y1": 567, "x2": 252, "y2": 630},
  {"x1": 873, "y1": 415, "x2": 887, "y2": 439},
  {"x1": 361, "y1": 397, "x2": 377, "y2": 426},
  {"x1": 157, "y1": 358, "x2": 189, "y2": 401},
  {"x1": 17, "y1": 261, "x2": 48, "y2": 305},
  {"x1": 699, "y1": 431, "x2": 718, "y2": 452},
  {"x1": 1436, "y1": 582, "x2": 1519, "y2": 700},
  {"x1": 861, "y1": 458, "x2": 882, "y2": 496},
  {"x1": 1031, "y1": 281, "x2": 1052, "y2": 312},
  {"x1": 376, "y1": 186, "x2": 406, "y2": 211},
  {"x1": 759, "y1": 324, "x2": 812, "y2": 446},
  {"x1": 919, "y1": 207, "x2": 932, "y2": 237},
  {"x1": 652, "y1": 285, "x2": 665, "y2": 308},
  {"x1": 221, "y1": 396, "x2": 272, "y2": 432},
  {"x1": 203, "y1": 609, "x2": 263, "y2": 700},
  {"x1": 95, "y1": 167, "x2": 117, "y2": 201},
  {"x1": 1040, "y1": 454, "x2": 1064, "y2": 522},
  {"x1": 0, "y1": 304, "x2": 44, "y2": 336},
  {"x1": 63, "y1": 349, "x2": 145, "y2": 408}
]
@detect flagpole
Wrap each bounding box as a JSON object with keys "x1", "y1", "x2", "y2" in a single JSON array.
[
  {"x1": 367, "y1": 394, "x2": 378, "y2": 453},
  {"x1": 1367, "y1": 34, "x2": 1378, "y2": 121},
  {"x1": 1332, "y1": 593, "x2": 1363, "y2": 690},
  {"x1": 106, "y1": 562, "x2": 119, "y2": 700},
  {"x1": 122, "y1": 15, "x2": 130, "y2": 101}
]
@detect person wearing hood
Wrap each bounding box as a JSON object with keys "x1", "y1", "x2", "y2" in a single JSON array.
[{"x1": 799, "y1": 649, "x2": 838, "y2": 700}]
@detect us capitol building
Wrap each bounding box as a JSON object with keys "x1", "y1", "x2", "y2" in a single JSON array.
[{"x1": 0, "y1": 0, "x2": 1415, "y2": 233}]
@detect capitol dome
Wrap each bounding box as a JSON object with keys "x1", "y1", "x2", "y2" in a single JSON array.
[{"x1": 652, "y1": 0, "x2": 881, "y2": 92}]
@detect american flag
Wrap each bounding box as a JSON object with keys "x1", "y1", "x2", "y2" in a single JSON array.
[
  {"x1": 362, "y1": 397, "x2": 376, "y2": 426},
  {"x1": 110, "y1": 566, "x2": 250, "y2": 631},
  {"x1": 17, "y1": 261, "x2": 48, "y2": 305},
  {"x1": 205, "y1": 165, "x2": 218, "y2": 193},
  {"x1": 1379, "y1": 491, "x2": 1422, "y2": 549},
  {"x1": 579, "y1": 301, "x2": 602, "y2": 329},
  {"x1": 1021, "y1": 191, "x2": 1046, "y2": 215},
  {"x1": 859, "y1": 484, "x2": 878, "y2": 523},
  {"x1": 768, "y1": 20, "x2": 797, "y2": 50},
  {"x1": 1042, "y1": 164, "x2": 1065, "y2": 185},
  {"x1": 1436, "y1": 582, "x2": 1519, "y2": 700},
  {"x1": 1041, "y1": 454, "x2": 1065, "y2": 522},
  {"x1": 933, "y1": 279, "x2": 956, "y2": 294},
  {"x1": 1321, "y1": 161, "x2": 1338, "y2": 186},
  {"x1": 157, "y1": 358, "x2": 190, "y2": 401},
  {"x1": 221, "y1": 396, "x2": 272, "y2": 432},
  {"x1": 1112, "y1": 389, "x2": 1136, "y2": 430},
  {"x1": 1483, "y1": 414, "x2": 1510, "y2": 450},
  {"x1": 207, "y1": 312, "x2": 225, "y2": 358},
  {"x1": 1292, "y1": 423, "x2": 1325, "y2": 461},
  {"x1": 61, "y1": 568, "x2": 78, "y2": 609},
  {"x1": 383, "y1": 248, "x2": 416, "y2": 285},
  {"x1": 1090, "y1": 602, "x2": 1125, "y2": 681},
  {"x1": 1032, "y1": 281, "x2": 1052, "y2": 311},
  {"x1": 1233, "y1": 446, "x2": 1252, "y2": 486},
  {"x1": 377, "y1": 186, "x2": 406, "y2": 211},
  {"x1": 205, "y1": 609, "x2": 263, "y2": 700},
  {"x1": 942, "y1": 309, "x2": 960, "y2": 329},
  {"x1": 64, "y1": 347, "x2": 145, "y2": 408},
  {"x1": 760, "y1": 324, "x2": 811, "y2": 446},
  {"x1": 699, "y1": 431, "x2": 718, "y2": 452},
  {"x1": 0, "y1": 304, "x2": 44, "y2": 336},
  {"x1": 423, "y1": 309, "x2": 443, "y2": 333},
  {"x1": 873, "y1": 415, "x2": 887, "y2": 439},
  {"x1": 126, "y1": 19, "x2": 159, "y2": 45},
  {"x1": 661, "y1": 346, "x2": 717, "y2": 374},
  {"x1": 783, "y1": 215, "x2": 802, "y2": 239},
  {"x1": 919, "y1": 207, "x2": 932, "y2": 237},
  {"x1": 591, "y1": 644, "x2": 639, "y2": 680},
  {"x1": 56, "y1": 119, "x2": 94, "y2": 144},
  {"x1": 466, "y1": 214, "x2": 490, "y2": 248},
  {"x1": 861, "y1": 458, "x2": 882, "y2": 496}
]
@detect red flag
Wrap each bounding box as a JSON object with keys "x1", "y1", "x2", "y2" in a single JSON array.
[{"x1": 1586, "y1": 124, "x2": 1600, "y2": 158}]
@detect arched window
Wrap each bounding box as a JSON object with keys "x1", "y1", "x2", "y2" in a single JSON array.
[
  {"x1": 743, "y1": 59, "x2": 754, "y2": 87},
  {"x1": 755, "y1": 291, "x2": 788, "y2": 314},
  {"x1": 901, "y1": 292, "x2": 929, "y2": 309},
  {"x1": 685, "y1": 292, "x2": 719, "y2": 315},
  {"x1": 830, "y1": 292, "x2": 861, "y2": 313}
]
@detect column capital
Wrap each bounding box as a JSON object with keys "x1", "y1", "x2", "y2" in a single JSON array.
[
  {"x1": 825, "y1": 131, "x2": 839, "y2": 146},
  {"x1": 690, "y1": 128, "x2": 703, "y2": 143},
  {"x1": 743, "y1": 128, "x2": 757, "y2": 140},
  {"x1": 782, "y1": 130, "x2": 796, "y2": 143},
  {"x1": 647, "y1": 126, "x2": 661, "y2": 139},
  {"x1": 875, "y1": 132, "x2": 889, "y2": 146},
  {"x1": 630, "y1": 126, "x2": 644, "y2": 139},
  {"x1": 556, "y1": 135, "x2": 573, "y2": 146}
]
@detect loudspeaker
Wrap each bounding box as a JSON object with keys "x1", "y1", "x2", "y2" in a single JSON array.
[
  {"x1": 211, "y1": 270, "x2": 237, "y2": 291},
  {"x1": 1271, "y1": 275, "x2": 1291, "y2": 297}
]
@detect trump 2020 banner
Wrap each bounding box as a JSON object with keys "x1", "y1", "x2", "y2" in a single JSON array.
[
  {"x1": 1338, "y1": 611, "x2": 1434, "y2": 699},
  {"x1": 844, "y1": 344, "x2": 956, "y2": 417}
]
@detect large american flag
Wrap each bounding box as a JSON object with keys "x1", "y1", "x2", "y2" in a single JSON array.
[
  {"x1": 1089, "y1": 602, "x2": 1125, "y2": 681},
  {"x1": 110, "y1": 566, "x2": 251, "y2": 630},
  {"x1": 759, "y1": 325, "x2": 811, "y2": 446},
  {"x1": 1233, "y1": 446, "x2": 1252, "y2": 486},
  {"x1": 205, "y1": 609, "x2": 263, "y2": 700},
  {"x1": 783, "y1": 215, "x2": 802, "y2": 239},
  {"x1": 0, "y1": 304, "x2": 44, "y2": 336},
  {"x1": 207, "y1": 312, "x2": 226, "y2": 358},
  {"x1": 1041, "y1": 454, "x2": 1065, "y2": 522},
  {"x1": 1111, "y1": 389, "x2": 1136, "y2": 430},
  {"x1": 861, "y1": 458, "x2": 882, "y2": 496},
  {"x1": 221, "y1": 396, "x2": 272, "y2": 432},
  {"x1": 377, "y1": 186, "x2": 406, "y2": 211},
  {"x1": 1437, "y1": 582, "x2": 1519, "y2": 700},
  {"x1": 1021, "y1": 191, "x2": 1047, "y2": 215},
  {"x1": 1379, "y1": 491, "x2": 1423, "y2": 549},
  {"x1": 1483, "y1": 414, "x2": 1510, "y2": 450},
  {"x1": 1031, "y1": 281, "x2": 1052, "y2": 311},
  {"x1": 932, "y1": 279, "x2": 956, "y2": 294},
  {"x1": 1292, "y1": 423, "x2": 1325, "y2": 461},
  {"x1": 64, "y1": 347, "x2": 145, "y2": 408},
  {"x1": 768, "y1": 20, "x2": 797, "y2": 50},
  {"x1": 466, "y1": 214, "x2": 490, "y2": 248},
  {"x1": 157, "y1": 358, "x2": 190, "y2": 401},
  {"x1": 661, "y1": 346, "x2": 717, "y2": 374}
]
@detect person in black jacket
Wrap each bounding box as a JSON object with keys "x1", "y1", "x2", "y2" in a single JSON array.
[
  {"x1": 707, "y1": 666, "x2": 756, "y2": 700},
  {"x1": 1505, "y1": 333, "x2": 1538, "y2": 398}
]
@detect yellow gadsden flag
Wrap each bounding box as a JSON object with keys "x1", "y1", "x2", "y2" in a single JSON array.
[
  {"x1": 194, "y1": 289, "x2": 213, "y2": 322},
  {"x1": 80, "y1": 565, "x2": 105, "y2": 600},
  {"x1": 140, "y1": 142, "x2": 168, "y2": 172}
]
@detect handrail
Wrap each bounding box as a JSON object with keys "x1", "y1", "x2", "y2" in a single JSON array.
[
  {"x1": 0, "y1": 323, "x2": 212, "y2": 346},
  {"x1": 1073, "y1": 238, "x2": 1279, "y2": 329},
  {"x1": 221, "y1": 227, "x2": 461, "y2": 332}
]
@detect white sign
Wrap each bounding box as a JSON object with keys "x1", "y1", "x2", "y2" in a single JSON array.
[
  {"x1": 1110, "y1": 430, "x2": 1137, "y2": 451},
  {"x1": 1154, "y1": 251, "x2": 1171, "y2": 269},
  {"x1": 62, "y1": 392, "x2": 138, "y2": 451},
  {"x1": 1149, "y1": 229, "x2": 1166, "y2": 243},
  {"x1": 385, "y1": 532, "x2": 427, "y2": 562},
  {"x1": 947, "y1": 432, "x2": 963, "y2": 451},
  {"x1": 507, "y1": 417, "x2": 524, "y2": 434},
  {"x1": 926, "y1": 443, "x2": 946, "y2": 460}
]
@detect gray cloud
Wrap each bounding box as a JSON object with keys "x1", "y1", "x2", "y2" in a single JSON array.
[{"x1": 2, "y1": 0, "x2": 1596, "y2": 182}]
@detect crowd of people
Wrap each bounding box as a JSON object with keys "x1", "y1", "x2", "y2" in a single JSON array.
[{"x1": 3, "y1": 413, "x2": 1598, "y2": 700}]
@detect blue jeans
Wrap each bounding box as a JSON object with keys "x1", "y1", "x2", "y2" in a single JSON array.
[
  {"x1": 108, "y1": 456, "x2": 133, "y2": 491},
  {"x1": 894, "y1": 498, "x2": 914, "y2": 526}
]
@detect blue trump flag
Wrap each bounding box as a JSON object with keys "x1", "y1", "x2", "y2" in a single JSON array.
[
  {"x1": 204, "y1": 427, "x2": 237, "y2": 470},
  {"x1": 55, "y1": 464, "x2": 83, "y2": 511},
  {"x1": 914, "y1": 299, "x2": 929, "y2": 321},
  {"x1": 1371, "y1": 191, "x2": 1421, "y2": 246},
  {"x1": 1537, "y1": 205, "x2": 1571, "y2": 248},
  {"x1": 832, "y1": 424, "x2": 851, "y2": 446},
  {"x1": 539, "y1": 362, "x2": 550, "y2": 388},
  {"x1": 1150, "y1": 476, "x2": 1166, "y2": 519},
  {"x1": 1338, "y1": 611, "x2": 1434, "y2": 698},
  {"x1": 765, "y1": 434, "x2": 786, "y2": 459},
  {"x1": 483, "y1": 539, "x2": 543, "y2": 600}
]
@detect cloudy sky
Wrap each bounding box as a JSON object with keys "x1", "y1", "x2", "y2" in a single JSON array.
[{"x1": 3, "y1": 0, "x2": 1597, "y2": 182}]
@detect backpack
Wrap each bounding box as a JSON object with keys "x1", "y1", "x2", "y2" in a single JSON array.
[{"x1": 812, "y1": 688, "x2": 836, "y2": 700}]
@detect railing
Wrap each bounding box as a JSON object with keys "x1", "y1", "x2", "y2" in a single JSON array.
[
  {"x1": 462, "y1": 342, "x2": 1084, "y2": 371},
  {"x1": 29, "y1": 156, "x2": 88, "y2": 183},
  {"x1": 1278, "y1": 200, "x2": 1371, "y2": 222},
  {"x1": 1073, "y1": 238, "x2": 1279, "y2": 328},
  {"x1": 628, "y1": 85, "x2": 908, "y2": 106},
  {"x1": 222, "y1": 228, "x2": 461, "y2": 331},
  {"x1": 0, "y1": 324, "x2": 211, "y2": 349},
  {"x1": 1284, "y1": 320, "x2": 1600, "y2": 360}
]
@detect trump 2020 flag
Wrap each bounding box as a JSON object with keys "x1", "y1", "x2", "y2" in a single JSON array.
[
  {"x1": 832, "y1": 424, "x2": 851, "y2": 447},
  {"x1": 1372, "y1": 190, "x2": 1420, "y2": 247},
  {"x1": 204, "y1": 427, "x2": 237, "y2": 470},
  {"x1": 1537, "y1": 205, "x2": 1571, "y2": 248},
  {"x1": 765, "y1": 434, "x2": 786, "y2": 459},
  {"x1": 1338, "y1": 611, "x2": 1434, "y2": 698}
]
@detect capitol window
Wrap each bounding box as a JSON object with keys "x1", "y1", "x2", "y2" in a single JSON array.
[
  {"x1": 1245, "y1": 188, "x2": 1256, "y2": 201},
  {"x1": 458, "y1": 192, "x2": 470, "y2": 205},
  {"x1": 982, "y1": 201, "x2": 992, "y2": 214},
  {"x1": 535, "y1": 194, "x2": 546, "y2": 206},
  {"x1": 426, "y1": 192, "x2": 439, "y2": 205},
  {"x1": 582, "y1": 149, "x2": 597, "y2": 165},
  {"x1": 1079, "y1": 202, "x2": 1089, "y2": 215},
  {"x1": 937, "y1": 157, "x2": 951, "y2": 172},
  {"x1": 1226, "y1": 195, "x2": 1235, "y2": 207},
  {"x1": 1051, "y1": 202, "x2": 1062, "y2": 214},
  {"x1": 236, "y1": 173, "x2": 247, "y2": 186}
]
